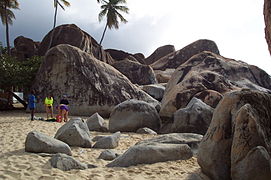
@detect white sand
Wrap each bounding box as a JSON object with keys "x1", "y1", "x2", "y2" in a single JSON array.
[{"x1": 0, "y1": 110, "x2": 209, "y2": 180}]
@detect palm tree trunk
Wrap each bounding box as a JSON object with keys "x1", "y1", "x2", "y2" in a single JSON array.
[
  {"x1": 98, "y1": 23, "x2": 108, "y2": 60},
  {"x1": 48, "y1": 0, "x2": 58, "y2": 51},
  {"x1": 99, "y1": 23, "x2": 108, "y2": 45},
  {"x1": 4, "y1": 4, "x2": 11, "y2": 55}
]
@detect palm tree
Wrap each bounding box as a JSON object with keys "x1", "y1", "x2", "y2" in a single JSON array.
[
  {"x1": 52, "y1": 0, "x2": 70, "y2": 29},
  {"x1": 98, "y1": 0, "x2": 129, "y2": 45},
  {"x1": 47, "y1": 0, "x2": 70, "y2": 50},
  {"x1": 0, "y1": 0, "x2": 19, "y2": 55}
]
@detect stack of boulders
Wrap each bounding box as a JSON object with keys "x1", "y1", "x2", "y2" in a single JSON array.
[{"x1": 198, "y1": 89, "x2": 271, "y2": 180}]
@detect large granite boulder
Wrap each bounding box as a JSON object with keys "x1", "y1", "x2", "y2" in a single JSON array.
[
  {"x1": 145, "y1": 45, "x2": 175, "y2": 65},
  {"x1": 151, "y1": 39, "x2": 220, "y2": 70},
  {"x1": 112, "y1": 60, "x2": 157, "y2": 85},
  {"x1": 264, "y1": 0, "x2": 271, "y2": 55},
  {"x1": 32, "y1": 44, "x2": 160, "y2": 116},
  {"x1": 109, "y1": 99, "x2": 161, "y2": 132},
  {"x1": 198, "y1": 89, "x2": 271, "y2": 180},
  {"x1": 25, "y1": 131, "x2": 72, "y2": 155},
  {"x1": 106, "y1": 143, "x2": 192, "y2": 167},
  {"x1": 160, "y1": 51, "x2": 271, "y2": 120},
  {"x1": 54, "y1": 118, "x2": 92, "y2": 148},
  {"x1": 172, "y1": 97, "x2": 214, "y2": 135},
  {"x1": 106, "y1": 49, "x2": 145, "y2": 64},
  {"x1": 12, "y1": 36, "x2": 40, "y2": 60},
  {"x1": 37, "y1": 24, "x2": 114, "y2": 64}
]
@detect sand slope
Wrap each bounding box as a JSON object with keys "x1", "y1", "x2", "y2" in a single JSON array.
[{"x1": 0, "y1": 110, "x2": 209, "y2": 180}]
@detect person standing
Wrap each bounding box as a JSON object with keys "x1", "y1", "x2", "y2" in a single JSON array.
[
  {"x1": 44, "y1": 95, "x2": 54, "y2": 120},
  {"x1": 58, "y1": 95, "x2": 69, "y2": 122},
  {"x1": 28, "y1": 91, "x2": 36, "y2": 121}
]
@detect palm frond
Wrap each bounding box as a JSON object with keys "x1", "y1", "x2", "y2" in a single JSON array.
[
  {"x1": 60, "y1": 0, "x2": 70, "y2": 7},
  {"x1": 98, "y1": 8, "x2": 107, "y2": 22},
  {"x1": 114, "y1": 5, "x2": 129, "y2": 13},
  {"x1": 115, "y1": 10, "x2": 127, "y2": 23}
]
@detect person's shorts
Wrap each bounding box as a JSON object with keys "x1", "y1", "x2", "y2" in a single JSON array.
[
  {"x1": 60, "y1": 105, "x2": 69, "y2": 111},
  {"x1": 46, "y1": 105, "x2": 52, "y2": 109}
]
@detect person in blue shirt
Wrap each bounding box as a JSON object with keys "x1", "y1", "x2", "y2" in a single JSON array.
[{"x1": 28, "y1": 90, "x2": 36, "y2": 121}]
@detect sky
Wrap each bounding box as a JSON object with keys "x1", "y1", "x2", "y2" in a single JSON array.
[{"x1": 1, "y1": 0, "x2": 271, "y2": 75}]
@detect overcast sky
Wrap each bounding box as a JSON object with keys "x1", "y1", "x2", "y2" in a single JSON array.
[{"x1": 1, "y1": 0, "x2": 271, "y2": 75}]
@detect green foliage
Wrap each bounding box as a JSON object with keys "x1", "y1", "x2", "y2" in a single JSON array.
[{"x1": 0, "y1": 54, "x2": 42, "y2": 91}]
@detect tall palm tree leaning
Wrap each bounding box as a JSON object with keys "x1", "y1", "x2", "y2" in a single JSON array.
[
  {"x1": 0, "y1": 0, "x2": 19, "y2": 55},
  {"x1": 48, "y1": 0, "x2": 70, "y2": 51},
  {"x1": 97, "y1": 0, "x2": 129, "y2": 46}
]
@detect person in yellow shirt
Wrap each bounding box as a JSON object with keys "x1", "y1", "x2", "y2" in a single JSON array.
[{"x1": 44, "y1": 95, "x2": 54, "y2": 119}]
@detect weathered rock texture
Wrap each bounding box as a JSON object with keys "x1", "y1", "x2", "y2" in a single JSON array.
[
  {"x1": 160, "y1": 51, "x2": 271, "y2": 120},
  {"x1": 172, "y1": 97, "x2": 214, "y2": 135},
  {"x1": 145, "y1": 45, "x2": 175, "y2": 65},
  {"x1": 25, "y1": 131, "x2": 72, "y2": 155},
  {"x1": 50, "y1": 153, "x2": 89, "y2": 171},
  {"x1": 107, "y1": 143, "x2": 192, "y2": 167},
  {"x1": 136, "y1": 133, "x2": 203, "y2": 150},
  {"x1": 264, "y1": 0, "x2": 271, "y2": 56},
  {"x1": 198, "y1": 89, "x2": 271, "y2": 180},
  {"x1": 54, "y1": 118, "x2": 92, "y2": 148},
  {"x1": 12, "y1": 36, "x2": 39, "y2": 60},
  {"x1": 32, "y1": 44, "x2": 159, "y2": 116},
  {"x1": 86, "y1": 112, "x2": 108, "y2": 132},
  {"x1": 93, "y1": 131, "x2": 121, "y2": 149},
  {"x1": 106, "y1": 49, "x2": 145, "y2": 64},
  {"x1": 151, "y1": 39, "x2": 220, "y2": 70},
  {"x1": 38, "y1": 24, "x2": 114, "y2": 64},
  {"x1": 109, "y1": 99, "x2": 161, "y2": 132},
  {"x1": 154, "y1": 69, "x2": 175, "y2": 83},
  {"x1": 141, "y1": 84, "x2": 165, "y2": 101},
  {"x1": 112, "y1": 60, "x2": 157, "y2": 85}
]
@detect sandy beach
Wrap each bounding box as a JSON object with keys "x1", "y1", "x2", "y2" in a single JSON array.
[{"x1": 0, "y1": 110, "x2": 208, "y2": 180}]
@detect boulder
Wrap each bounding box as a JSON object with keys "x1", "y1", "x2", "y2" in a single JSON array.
[
  {"x1": 154, "y1": 69, "x2": 175, "y2": 83},
  {"x1": 194, "y1": 90, "x2": 223, "y2": 108},
  {"x1": 136, "y1": 127, "x2": 157, "y2": 135},
  {"x1": 136, "y1": 133, "x2": 203, "y2": 150},
  {"x1": 107, "y1": 143, "x2": 193, "y2": 167},
  {"x1": 112, "y1": 60, "x2": 157, "y2": 85},
  {"x1": 54, "y1": 118, "x2": 92, "y2": 148},
  {"x1": 32, "y1": 44, "x2": 160, "y2": 116},
  {"x1": 25, "y1": 131, "x2": 72, "y2": 155},
  {"x1": 12, "y1": 36, "x2": 39, "y2": 60},
  {"x1": 197, "y1": 89, "x2": 271, "y2": 180},
  {"x1": 106, "y1": 49, "x2": 145, "y2": 64},
  {"x1": 98, "y1": 149, "x2": 119, "y2": 161},
  {"x1": 145, "y1": 45, "x2": 175, "y2": 65},
  {"x1": 151, "y1": 39, "x2": 220, "y2": 70},
  {"x1": 50, "y1": 153, "x2": 91, "y2": 171},
  {"x1": 133, "y1": 53, "x2": 145, "y2": 64},
  {"x1": 264, "y1": 0, "x2": 271, "y2": 55},
  {"x1": 160, "y1": 51, "x2": 271, "y2": 120},
  {"x1": 86, "y1": 112, "x2": 108, "y2": 132},
  {"x1": 172, "y1": 97, "x2": 214, "y2": 135},
  {"x1": 38, "y1": 24, "x2": 114, "y2": 64},
  {"x1": 141, "y1": 84, "x2": 165, "y2": 101},
  {"x1": 92, "y1": 135, "x2": 107, "y2": 142},
  {"x1": 93, "y1": 131, "x2": 121, "y2": 149},
  {"x1": 109, "y1": 99, "x2": 161, "y2": 132}
]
